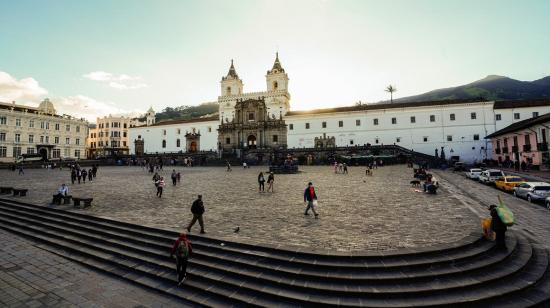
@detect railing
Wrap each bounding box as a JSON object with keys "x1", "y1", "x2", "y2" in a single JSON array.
[
  {"x1": 537, "y1": 143, "x2": 549, "y2": 151},
  {"x1": 502, "y1": 148, "x2": 509, "y2": 154},
  {"x1": 512, "y1": 146, "x2": 519, "y2": 153},
  {"x1": 495, "y1": 148, "x2": 501, "y2": 154},
  {"x1": 523, "y1": 144, "x2": 531, "y2": 152}
]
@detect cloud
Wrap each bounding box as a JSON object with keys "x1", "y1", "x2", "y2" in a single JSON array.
[
  {"x1": 55, "y1": 95, "x2": 143, "y2": 121},
  {"x1": 0, "y1": 71, "x2": 48, "y2": 102},
  {"x1": 83, "y1": 71, "x2": 148, "y2": 90}
]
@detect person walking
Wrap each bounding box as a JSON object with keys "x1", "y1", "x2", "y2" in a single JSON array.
[
  {"x1": 303, "y1": 182, "x2": 319, "y2": 218},
  {"x1": 170, "y1": 233, "x2": 193, "y2": 285},
  {"x1": 18, "y1": 166, "x2": 24, "y2": 175},
  {"x1": 81, "y1": 169, "x2": 87, "y2": 183},
  {"x1": 171, "y1": 170, "x2": 177, "y2": 186},
  {"x1": 187, "y1": 195, "x2": 205, "y2": 234},
  {"x1": 343, "y1": 163, "x2": 348, "y2": 174},
  {"x1": 156, "y1": 177, "x2": 165, "y2": 198},
  {"x1": 152, "y1": 172, "x2": 160, "y2": 182},
  {"x1": 92, "y1": 165, "x2": 98, "y2": 178},
  {"x1": 489, "y1": 205, "x2": 507, "y2": 249},
  {"x1": 226, "y1": 161, "x2": 232, "y2": 172},
  {"x1": 258, "y1": 172, "x2": 265, "y2": 192},
  {"x1": 71, "y1": 169, "x2": 76, "y2": 184},
  {"x1": 77, "y1": 169, "x2": 82, "y2": 184},
  {"x1": 267, "y1": 172, "x2": 275, "y2": 192},
  {"x1": 88, "y1": 169, "x2": 93, "y2": 182}
]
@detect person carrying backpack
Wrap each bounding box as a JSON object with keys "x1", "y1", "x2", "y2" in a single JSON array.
[
  {"x1": 489, "y1": 204, "x2": 507, "y2": 249},
  {"x1": 187, "y1": 195, "x2": 206, "y2": 234},
  {"x1": 170, "y1": 233, "x2": 193, "y2": 285}
]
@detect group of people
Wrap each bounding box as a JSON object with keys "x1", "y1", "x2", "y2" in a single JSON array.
[
  {"x1": 333, "y1": 162, "x2": 348, "y2": 174},
  {"x1": 257, "y1": 172, "x2": 275, "y2": 192},
  {"x1": 70, "y1": 165, "x2": 98, "y2": 184}
]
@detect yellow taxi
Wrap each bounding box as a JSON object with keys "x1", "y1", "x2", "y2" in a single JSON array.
[{"x1": 495, "y1": 176, "x2": 525, "y2": 192}]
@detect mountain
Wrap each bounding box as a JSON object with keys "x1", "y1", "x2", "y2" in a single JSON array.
[
  {"x1": 394, "y1": 75, "x2": 550, "y2": 103},
  {"x1": 155, "y1": 102, "x2": 218, "y2": 122}
]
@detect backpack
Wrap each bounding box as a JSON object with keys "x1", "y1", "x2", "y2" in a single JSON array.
[
  {"x1": 496, "y1": 205, "x2": 515, "y2": 227},
  {"x1": 176, "y1": 240, "x2": 189, "y2": 258}
]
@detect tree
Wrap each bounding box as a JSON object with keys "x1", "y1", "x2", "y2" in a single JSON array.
[{"x1": 385, "y1": 85, "x2": 397, "y2": 103}]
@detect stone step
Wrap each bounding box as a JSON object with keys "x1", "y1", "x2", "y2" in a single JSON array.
[
  {"x1": 0, "y1": 209, "x2": 544, "y2": 303},
  {"x1": 0, "y1": 199, "x2": 490, "y2": 269},
  {"x1": 0, "y1": 203, "x2": 515, "y2": 282}
]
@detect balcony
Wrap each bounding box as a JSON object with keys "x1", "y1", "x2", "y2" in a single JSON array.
[
  {"x1": 502, "y1": 147, "x2": 509, "y2": 154},
  {"x1": 512, "y1": 146, "x2": 519, "y2": 153},
  {"x1": 495, "y1": 148, "x2": 501, "y2": 154},
  {"x1": 538, "y1": 143, "x2": 549, "y2": 151},
  {"x1": 523, "y1": 144, "x2": 532, "y2": 152}
]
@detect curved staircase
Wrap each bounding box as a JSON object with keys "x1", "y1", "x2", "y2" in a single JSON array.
[{"x1": 0, "y1": 198, "x2": 549, "y2": 307}]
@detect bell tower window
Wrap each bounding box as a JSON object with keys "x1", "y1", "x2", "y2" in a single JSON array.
[
  {"x1": 226, "y1": 86, "x2": 231, "y2": 95},
  {"x1": 273, "y1": 81, "x2": 278, "y2": 90}
]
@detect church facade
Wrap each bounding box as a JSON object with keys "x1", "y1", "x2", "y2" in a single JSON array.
[{"x1": 129, "y1": 54, "x2": 550, "y2": 163}]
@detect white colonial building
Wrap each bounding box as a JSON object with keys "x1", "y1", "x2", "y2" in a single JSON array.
[
  {"x1": 129, "y1": 54, "x2": 550, "y2": 163},
  {"x1": 0, "y1": 99, "x2": 88, "y2": 163}
]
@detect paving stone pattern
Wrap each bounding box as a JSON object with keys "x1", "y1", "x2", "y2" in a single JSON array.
[
  {"x1": 0, "y1": 229, "x2": 188, "y2": 308},
  {"x1": 0, "y1": 165, "x2": 478, "y2": 252}
]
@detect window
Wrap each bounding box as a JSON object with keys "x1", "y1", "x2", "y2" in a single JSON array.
[
  {"x1": 373, "y1": 118, "x2": 379, "y2": 125},
  {"x1": 65, "y1": 138, "x2": 70, "y2": 144},
  {"x1": 289, "y1": 124, "x2": 293, "y2": 130},
  {"x1": 54, "y1": 136, "x2": 59, "y2": 144},
  {"x1": 52, "y1": 149, "x2": 60, "y2": 158},
  {"x1": 76, "y1": 126, "x2": 80, "y2": 133},
  {"x1": 64, "y1": 148, "x2": 70, "y2": 157},
  {"x1": 40, "y1": 136, "x2": 44, "y2": 143},
  {"x1": 495, "y1": 114, "x2": 502, "y2": 121},
  {"x1": 176, "y1": 139, "x2": 181, "y2": 147},
  {"x1": 338, "y1": 121, "x2": 343, "y2": 128},
  {"x1": 15, "y1": 134, "x2": 20, "y2": 143},
  {"x1": 0, "y1": 146, "x2": 6, "y2": 157},
  {"x1": 76, "y1": 138, "x2": 80, "y2": 145},
  {"x1": 471, "y1": 112, "x2": 477, "y2": 120},
  {"x1": 45, "y1": 122, "x2": 49, "y2": 129},
  {"x1": 75, "y1": 150, "x2": 80, "y2": 158},
  {"x1": 123, "y1": 141, "x2": 127, "y2": 147},
  {"x1": 12, "y1": 146, "x2": 21, "y2": 158},
  {"x1": 106, "y1": 123, "x2": 109, "y2": 128},
  {"x1": 66, "y1": 124, "x2": 70, "y2": 131},
  {"x1": 55, "y1": 123, "x2": 60, "y2": 130},
  {"x1": 375, "y1": 138, "x2": 379, "y2": 144},
  {"x1": 15, "y1": 118, "x2": 21, "y2": 127},
  {"x1": 349, "y1": 139, "x2": 354, "y2": 145},
  {"x1": 305, "y1": 123, "x2": 310, "y2": 129},
  {"x1": 396, "y1": 137, "x2": 401, "y2": 143},
  {"x1": 473, "y1": 134, "x2": 480, "y2": 141},
  {"x1": 162, "y1": 140, "x2": 166, "y2": 148},
  {"x1": 356, "y1": 119, "x2": 361, "y2": 126},
  {"x1": 28, "y1": 135, "x2": 34, "y2": 143},
  {"x1": 208, "y1": 127, "x2": 212, "y2": 133},
  {"x1": 0, "y1": 133, "x2": 5, "y2": 141},
  {"x1": 514, "y1": 113, "x2": 520, "y2": 120},
  {"x1": 391, "y1": 117, "x2": 397, "y2": 124},
  {"x1": 423, "y1": 136, "x2": 428, "y2": 142},
  {"x1": 27, "y1": 147, "x2": 35, "y2": 154},
  {"x1": 226, "y1": 137, "x2": 231, "y2": 144},
  {"x1": 123, "y1": 123, "x2": 127, "y2": 128},
  {"x1": 162, "y1": 129, "x2": 166, "y2": 136},
  {"x1": 0, "y1": 116, "x2": 6, "y2": 125},
  {"x1": 123, "y1": 132, "x2": 127, "y2": 137},
  {"x1": 45, "y1": 136, "x2": 49, "y2": 143},
  {"x1": 41, "y1": 121, "x2": 45, "y2": 129},
  {"x1": 450, "y1": 114, "x2": 455, "y2": 121},
  {"x1": 322, "y1": 121, "x2": 327, "y2": 128},
  {"x1": 447, "y1": 135, "x2": 453, "y2": 142},
  {"x1": 533, "y1": 112, "x2": 539, "y2": 118},
  {"x1": 430, "y1": 115, "x2": 435, "y2": 122},
  {"x1": 29, "y1": 120, "x2": 34, "y2": 128},
  {"x1": 410, "y1": 116, "x2": 416, "y2": 123},
  {"x1": 273, "y1": 135, "x2": 278, "y2": 142},
  {"x1": 248, "y1": 112, "x2": 255, "y2": 121}
]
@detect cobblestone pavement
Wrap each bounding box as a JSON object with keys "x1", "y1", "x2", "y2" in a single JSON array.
[
  {"x1": 433, "y1": 170, "x2": 550, "y2": 249},
  {"x1": 0, "y1": 229, "x2": 187, "y2": 308},
  {"x1": 0, "y1": 165, "x2": 478, "y2": 252}
]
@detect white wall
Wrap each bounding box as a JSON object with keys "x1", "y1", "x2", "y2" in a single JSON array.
[{"x1": 129, "y1": 120, "x2": 219, "y2": 154}]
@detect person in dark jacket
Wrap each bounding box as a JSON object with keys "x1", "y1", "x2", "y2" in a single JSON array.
[
  {"x1": 170, "y1": 233, "x2": 193, "y2": 285},
  {"x1": 303, "y1": 182, "x2": 319, "y2": 218},
  {"x1": 489, "y1": 205, "x2": 507, "y2": 249},
  {"x1": 187, "y1": 195, "x2": 205, "y2": 234},
  {"x1": 258, "y1": 172, "x2": 265, "y2": 192}
]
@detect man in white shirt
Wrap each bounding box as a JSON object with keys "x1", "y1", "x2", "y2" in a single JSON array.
[{"x1": 52, "y1": 184, "x2": 69, "y2": 205}]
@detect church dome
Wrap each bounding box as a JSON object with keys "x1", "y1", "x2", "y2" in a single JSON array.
[{"x1": 38, "y1": 98, "x2": 56, "y2": 115}]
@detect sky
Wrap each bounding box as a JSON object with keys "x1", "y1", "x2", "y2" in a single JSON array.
[{"x1": 1, "y1": 0, "x2": 549, "y2": 122}]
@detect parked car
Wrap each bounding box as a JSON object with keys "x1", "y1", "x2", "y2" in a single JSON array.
[
  {"x1": 514, "y1": 182, "x2": 550, "y2": 203},
  {"x1": 546, "y1": 197, "x2": 550, "y2": 210},
  {"x1": 495, "y1": 176, "x2": 525, "y2": 192},
  {"x1": 479, "y1": 169, "x2": 505, "y2": 184},
  {"x1": 466, "y1": 168, "x2": 483, "y2": 180}
]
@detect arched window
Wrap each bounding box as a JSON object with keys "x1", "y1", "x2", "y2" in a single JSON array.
[
  {"x1": 176, "y1": 139, "x2": 180, "y2": 147},
  {"x1": 162, "y1": 140, "x2": 166, "y2": 148},
  {"x1": 226, "y1": 86, "x2": 231, "y2": 95},
  {"x1": 273, "y1": 81, "x2": 278, "y2": 90}
]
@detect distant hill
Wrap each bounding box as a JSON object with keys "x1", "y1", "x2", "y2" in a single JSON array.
[
  {"x1": 156, "y1": 102, "x2": 218, "y2": 122},
  {"x1": 394, "y1": 75, "x2": 550, "y2": 103}
]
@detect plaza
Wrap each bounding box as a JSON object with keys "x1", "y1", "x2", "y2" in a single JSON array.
[{"x1": 0, "y1": 165, "x2": 479, "y2": 252}]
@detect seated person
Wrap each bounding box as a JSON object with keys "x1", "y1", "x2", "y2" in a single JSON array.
[{"x1": 52, "y1": 184, "x2": 69, "y2": 204}]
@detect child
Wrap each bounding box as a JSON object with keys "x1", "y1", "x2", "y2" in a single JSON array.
[{"x1": 170, "y1": 233, "x2": 193, "y2": 285}]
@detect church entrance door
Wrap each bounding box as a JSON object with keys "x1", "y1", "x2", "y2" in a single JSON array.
[
  {"x1": 247, "y1": 135, "x2": 257, "y2": 149},
  {"x1": 190, "y1": 141, "x2": 197, "y2": 152}
]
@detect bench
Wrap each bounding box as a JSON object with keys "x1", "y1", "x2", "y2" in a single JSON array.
[
  {"x1": 0, "y1": 187, "x2": 13, "y2": 194},
  {"x1": 52, "y1": 194, "x2": 72, "y2": 205},
  {"x1": 13, "y1": 189, "x2": 28, "y2": 197},
  {"x1": 73, "y1": 197, "x2": 93, "y2": 208}
]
